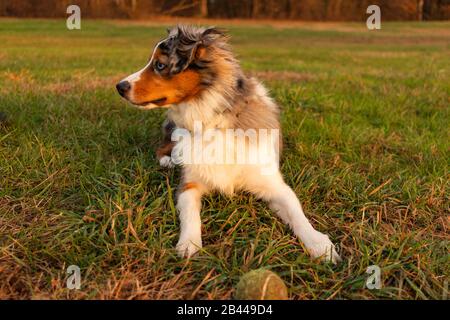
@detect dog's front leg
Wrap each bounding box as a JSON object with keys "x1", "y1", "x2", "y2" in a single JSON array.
[
  {"x1": 157, "y1": 119, "x2": 176, "y2": 168},
  {"x1": 156, "y1": 141, "x2": 175, "y2": 168},
  {"x1": 176, "y1": 181, "x2": 205, "y2": 258}
]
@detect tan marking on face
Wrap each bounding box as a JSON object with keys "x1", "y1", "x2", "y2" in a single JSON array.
[{"x1": 131, "y1": 50, "x2": 202, "y2": 106}]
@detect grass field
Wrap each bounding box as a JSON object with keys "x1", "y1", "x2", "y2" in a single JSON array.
[{"x1": 0, "y1": 18, "x2": 449, "y2": 300}]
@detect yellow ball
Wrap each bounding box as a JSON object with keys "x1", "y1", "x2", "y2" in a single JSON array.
[{"x1": 234, "y1": 269, "x2": 288, "y2": 300}]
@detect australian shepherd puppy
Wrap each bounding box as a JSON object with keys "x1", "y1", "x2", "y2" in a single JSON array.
[{"x1": 116, "y1": 25, "x2": 340, "y2": 263}]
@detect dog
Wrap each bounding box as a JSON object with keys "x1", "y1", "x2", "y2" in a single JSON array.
[{"x1": 116, "y1": 25, "x2": 340, "y2": 263}]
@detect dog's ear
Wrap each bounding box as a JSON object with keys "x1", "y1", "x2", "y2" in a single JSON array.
[
  {"x1": 200, "y1": 27, "x2": 228, "y2": 46},
  {"x1": 165, "y1": 25, "x2": 197, "y2": 74},
  {"x1": 167, "y1": 25, "x2": 227, "y2": 74},
  {"x1": 193, "y1": 27, "x2": 227, "y2": 60},
  {"x1": 194, "y1": 46, "x2": 207, "y2": 60}
]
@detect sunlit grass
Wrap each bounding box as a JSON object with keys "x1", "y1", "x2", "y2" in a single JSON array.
[{"x1": 0, "y1": 19, "x2": 448, "y2": 299}]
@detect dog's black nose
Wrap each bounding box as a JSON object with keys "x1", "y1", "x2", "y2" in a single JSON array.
[{"x1": 116, "y1": 81, "x2": 131, "y2": 97}]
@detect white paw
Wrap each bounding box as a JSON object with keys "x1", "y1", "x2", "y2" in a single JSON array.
[
  {"x1": 304, "y1": 232, "x2": 341, "y2": 264},
  {"x1": 159, "y1": 155, "x2": 174, "y2": 168},
  {"x1": 176, "y1": 236, "x2": 202, "y2": 258}
]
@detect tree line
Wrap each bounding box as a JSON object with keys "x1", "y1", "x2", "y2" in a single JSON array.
[{"x1": 1, "y1": 0, "x2": 449, "y2": 20}]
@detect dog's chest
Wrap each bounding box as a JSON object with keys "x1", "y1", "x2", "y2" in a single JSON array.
[{"x1": 172, "y1": 128, "x2": 279, "y2": 195}]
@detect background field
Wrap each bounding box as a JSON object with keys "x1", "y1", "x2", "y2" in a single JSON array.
[{"x1": 0, "y1": 19, "x2": 448, "y2": 299}]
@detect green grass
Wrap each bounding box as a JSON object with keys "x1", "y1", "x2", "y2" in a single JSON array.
[{"x1": 0, "y1": 18, "x2": 449, "y2": 299}]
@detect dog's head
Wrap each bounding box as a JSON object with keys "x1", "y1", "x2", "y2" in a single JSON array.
[{"x1": 116, "y1": 25, "x2": 229, "y2": 109}]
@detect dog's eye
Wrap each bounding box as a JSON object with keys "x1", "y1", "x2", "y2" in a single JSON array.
[{"x1": 155, "y1": 61, "x2": 166, "y2": 72}]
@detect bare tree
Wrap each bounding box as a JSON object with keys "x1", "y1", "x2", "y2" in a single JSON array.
[
  {"x1": 418, "y1": 0, "x2": 424, "y2": 20},
  {"x1": 0, "y1": 0, "x2": 449, "y2": 20},
  {"x1": 200, "y1": 0, "x2": 208, "y2": 17}
]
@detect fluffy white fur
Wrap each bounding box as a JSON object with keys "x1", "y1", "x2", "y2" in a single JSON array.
[{"x1": 167, "y1": 83, "x2": 341, "y2": 264}]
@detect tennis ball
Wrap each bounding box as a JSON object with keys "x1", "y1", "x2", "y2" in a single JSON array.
[{"x1": 234, "y1": 269, "x2": 288, "y2": 300}]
